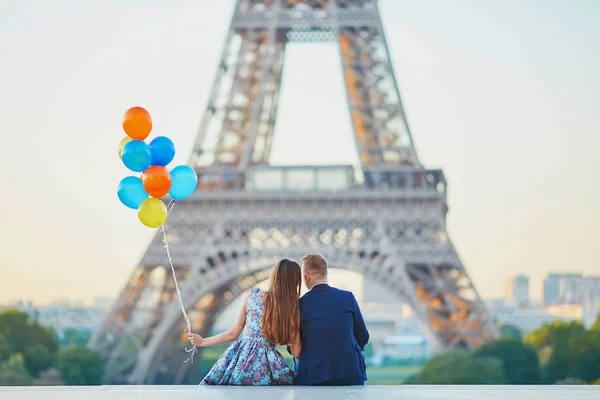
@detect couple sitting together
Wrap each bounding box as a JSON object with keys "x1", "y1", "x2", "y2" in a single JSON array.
[{"x1": 188, "y1": 253, "x2": 369, "y2": 386}]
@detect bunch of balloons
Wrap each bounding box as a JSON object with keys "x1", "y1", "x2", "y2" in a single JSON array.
[{"x1": 117, "y1": 107, "x2": 198, "y2": 228}]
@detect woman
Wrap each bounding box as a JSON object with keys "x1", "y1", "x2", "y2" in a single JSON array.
[{"x1": 188, "y1": 259, "x2": 302, "y2": 385}]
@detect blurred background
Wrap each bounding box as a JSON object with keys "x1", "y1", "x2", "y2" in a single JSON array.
[{"x1": 0, "y1": 0, "x2": 599, "y2": 386}]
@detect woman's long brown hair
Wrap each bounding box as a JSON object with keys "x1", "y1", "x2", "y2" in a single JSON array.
[{"x1": 262, "y1": 259, "x2": 301, "y2": 345}]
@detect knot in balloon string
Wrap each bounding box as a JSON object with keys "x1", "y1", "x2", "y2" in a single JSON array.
[{"x1": 160, "y1": 200, "x2": 197, "y2": 364}]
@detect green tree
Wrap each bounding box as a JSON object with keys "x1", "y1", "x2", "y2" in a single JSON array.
[
  {"x1": 0, "y1": 333, "x2": 10, "y2": 362},
  {"x1": 474, "y1": 339, "x2": 540, "y2": 384},
  {"x1": 57, "y1": 346, "x2": 105, "y2": 385},
  {"x1": 567, "y1": 330, "x2": 600, "y2": 383},
  {"x1": 591, "y1": 314, "x2": 600, "y2": 332},
  {"x1": 23, "y1": 344, "x2": 55, "y2": 378},
  {"x1": 525, "y1": 320, "x2": 600, "y2": 384},
  {"x1": 524, "y1": 320, "x2": 584, "y2": 383},
  {"x1": 0, "y1": 353, "x2": 32, "y2": 386},
  {"x1": 408, "y1": 349, "x2": 506, "y2": 384},
  {"x1": 0, "y1": 310, "x2": 30, "y2": 353},
  {"x1": 0, "y1": 310, "x2": 59, "y2": 362},
  {"x1": 499, "y1": 324, "x2": 522, "y2": 341},
  {"x1": 0, "y1": 309, "x2": 60, "y2": 379},
  {"x1": 525, "y1": 320, "x2": 586, "y2": 349}
]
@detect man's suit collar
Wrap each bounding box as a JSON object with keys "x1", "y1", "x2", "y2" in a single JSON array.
[{"x1": 310, "y1": 283, "x2": 330, "y2": 291}]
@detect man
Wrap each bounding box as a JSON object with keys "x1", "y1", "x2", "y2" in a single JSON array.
[{"x1": 291, "y1": 253, "x2": 369, "y2": 386}]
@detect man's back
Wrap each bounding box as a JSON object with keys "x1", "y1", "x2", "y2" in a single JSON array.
[{"x1": 295, "y1": 284, "x2": 369, "y2": 386}]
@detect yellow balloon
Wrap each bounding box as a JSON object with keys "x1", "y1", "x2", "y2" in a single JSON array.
[
  {"x1": 118, "y1": 136, "x2": 132, "y2": 159},
  {"x1": 137, "y1": 198, "x2": 167, "y2": 228}
]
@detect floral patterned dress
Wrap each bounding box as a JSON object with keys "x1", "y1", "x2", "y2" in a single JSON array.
[{"x1": 200, "y1": 288, "x2": 295, "y2": 385}]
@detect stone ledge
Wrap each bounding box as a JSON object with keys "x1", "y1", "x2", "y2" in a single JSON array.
[{"x1": 1, "y1": 385, "x2": 599, "y2": 400}]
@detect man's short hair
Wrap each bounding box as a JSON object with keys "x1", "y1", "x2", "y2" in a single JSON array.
[{"x1": 301, "y1": 254, "x2": 328, "y2": 278}]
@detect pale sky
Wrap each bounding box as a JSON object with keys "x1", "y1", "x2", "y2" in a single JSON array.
[{"x1": 0, "y1": 0, "x2": 598, "y2": 305}]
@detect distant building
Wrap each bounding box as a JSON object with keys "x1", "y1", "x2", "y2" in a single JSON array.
[
  {"x1": 493, "y1": 306, "x2": 581, "y2": 333},
  {"x1": 376, "y1": 335, "x2": 432, "y2": 361},
  {"x1": 505, "y1": 274, "x2": 529, "y2": 306},
  {"x1": 544, "y1": 304, "x2": 584, "y2": 320},
  {"x1": 363, "y1": 316, "x2": 397, "y2": 340},
  {"x1": 543, "y1": 273, "x2": 584, "y2": 305},
  {"x1": 9, "y1": 299, "x2": 112, "y2": 337},
  {"x1": 359, "y1": 301, "x2": 433, "y2": 365},
  {"x1": 581, "y1": 277, "x2": 600, "y2": 327},
  {"x1": 543, "y1": 275, "x2": 561, "y2": 305},
  {"x1": 542, "y1": 273, "x2": 600, "y2": 327},
  {"x1": 485, "y1": 298, "x2": 510, "y2": 311}
]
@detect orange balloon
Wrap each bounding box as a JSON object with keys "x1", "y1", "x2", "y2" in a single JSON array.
[
  {"x1": 123, "y1": 106, "x2": 152, "y2": 140},
  {"x1": 142, "y1": 166, "x2": 172, "y2": 198}
]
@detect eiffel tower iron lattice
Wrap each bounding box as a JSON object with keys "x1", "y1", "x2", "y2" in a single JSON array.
[{"x1": 90, "y1": 0, "x2": 498, "y2": 384}]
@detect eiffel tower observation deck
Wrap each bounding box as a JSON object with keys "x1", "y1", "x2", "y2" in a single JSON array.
[{"x1": 90, "y1": 0, "x2": 498, "y2": 385}]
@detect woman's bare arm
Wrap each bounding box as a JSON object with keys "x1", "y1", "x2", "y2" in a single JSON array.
[
  {"x1": 188, "y1": 292, "x2": 249, "y2": 347},
  {"x1": 290, "y1": 331, "x2": 302, "y2": 358}
]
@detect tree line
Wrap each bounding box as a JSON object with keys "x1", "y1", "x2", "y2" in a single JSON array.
[
  {"x1": 2, "y1": 307, "x2": 599, "y2": 386},
  {"x1": 408, "y1": 315, "x2": 600, "y2": 385},
  {"x1": 0, "y1": 309, "x2": 104, "y2": 386}
]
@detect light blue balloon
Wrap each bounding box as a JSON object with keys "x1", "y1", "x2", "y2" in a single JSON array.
[
  {"x1": 150, "y1": 136, "x2": 176, "y2": 167},
  {"x1": 117, "y1": 176, "x2": 149, "y2": 209},
  {"x1": 121, "y1": 140, "x2": 152, "y2": 172},
  {"x1": 169, "y1": 165, "x2": 198, "y2": 199}
]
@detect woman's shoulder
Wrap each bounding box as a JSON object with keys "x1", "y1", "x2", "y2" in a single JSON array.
[
  {"x1": 250, "y1": 287, "x2": 269, "y2": 293},
  {"x1": 248, "y1": 288, "x2": 267, "y2": 298},
  {"x1": 249, "y1": 288, "x2": 269, "y2": 301}
]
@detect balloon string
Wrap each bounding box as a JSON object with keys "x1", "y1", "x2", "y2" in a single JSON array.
[
  {"x1": 167, "y1": 199, "x2": 176, "y2": 215},
  {"x1": 161, "y1": 199, "x2": 197, "y2": 364}
]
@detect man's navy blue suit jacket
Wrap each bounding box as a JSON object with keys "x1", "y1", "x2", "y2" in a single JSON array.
[{"x1": 291, "y1": 284, "x2": 369, "y2": 386}]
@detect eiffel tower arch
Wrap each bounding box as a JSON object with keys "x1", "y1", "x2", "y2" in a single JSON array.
[{"x1": 90, "y1": 0, "x2": 498, "y2": 384}]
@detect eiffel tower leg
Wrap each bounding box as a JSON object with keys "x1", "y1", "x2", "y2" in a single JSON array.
[
  {"x1": 252, "y1": 41, "x2": 286, "y2": 165},
  {"x1": 190, "y1": 4, "x2": 286, "y2": 168},
  {"x1": 333, "y1": 0, "x2": 419, "y2": 167},
  {"x1": 88, "y1": 256, "x2": 199, "y2": 383}
]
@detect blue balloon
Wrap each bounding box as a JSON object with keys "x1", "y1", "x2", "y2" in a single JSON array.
[
  {"x1": 169, "y1": 165, "x2": 198, "y2": 199},
  {"x1": 117, "y1": 176, "x2": 149, "y2": 209},
  {"x1": 121, "y1": 140, "x2": 152, "y2": 172},
  {"x1": 150, "y1": 136, "x2": 175, "y2": 166}
]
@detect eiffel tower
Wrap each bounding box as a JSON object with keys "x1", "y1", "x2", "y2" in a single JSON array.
[{"x1": 90, "y1": 0, "x2": 498, "y2": 384}]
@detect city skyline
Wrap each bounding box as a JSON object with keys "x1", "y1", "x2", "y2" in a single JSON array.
[
  {"x1": 0, "y1": 0, "x2": 599, "y2": 305},
  {"x1": 3, "y1": 269, "x2": 598, "y2": 308}
]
